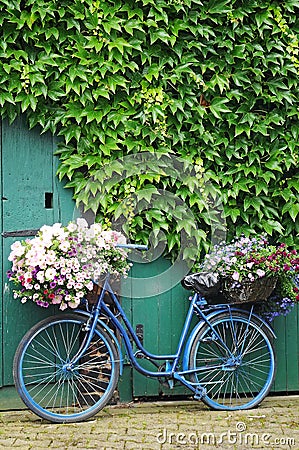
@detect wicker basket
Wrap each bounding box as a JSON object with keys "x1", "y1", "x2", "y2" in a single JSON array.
[
  {"x1": 222, "y1": 277, "x2": 277, "y2": 304},
  {"x1": 85, "y1": 283, "x2": 101, "y2": 305}
]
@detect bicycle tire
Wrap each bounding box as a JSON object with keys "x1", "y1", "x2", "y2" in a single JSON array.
[
  {"x1": 13, "y1": 313, "x2": 120, "y2": 423},
  {"x1": 188, "y1": 311, "x2": 276, "y2": 410}
]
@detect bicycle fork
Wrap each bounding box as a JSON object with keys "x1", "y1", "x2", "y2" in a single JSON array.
[{"x1": 62, "y1": 312, "x2": 100, "y2": 373}]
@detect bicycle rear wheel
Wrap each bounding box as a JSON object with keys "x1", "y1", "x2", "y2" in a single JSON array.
[
  {"x1": 188, "y1": 311, "x2": 276, "y2": 410},
  {"x1": 13, "y1": 313, "x2": 120, "y2": 423}
]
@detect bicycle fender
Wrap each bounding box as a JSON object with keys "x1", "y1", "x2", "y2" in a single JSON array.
[
  {"x1": 74, "y1": 309, "x2": 124, "y2": 375},
  {"x1": 182, "y1": 307, "x2": 276, "y2": 372},
  {"x1": 182, "y1": 320, "x2": 207, "y2": 372},
  {"x1": 229, "y1": 307, "x2": 276, "y2": 339}
]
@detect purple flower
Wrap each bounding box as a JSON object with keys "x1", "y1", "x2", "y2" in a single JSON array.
[{"x1": 36, "y1": 300, "x2": 49, "y2": 308}]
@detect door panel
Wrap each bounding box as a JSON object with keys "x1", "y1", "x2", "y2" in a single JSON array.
[
  {"x1": 1, "y1": 116, "x2": 74, "y2": 388},
  {"x1": 122, "y1": 258, "x2": 192, "y2": 398}
]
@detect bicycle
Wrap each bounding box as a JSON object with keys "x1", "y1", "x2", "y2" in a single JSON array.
[{"x1": 13, "y1": 244, "x2": 276, "y2": 423}]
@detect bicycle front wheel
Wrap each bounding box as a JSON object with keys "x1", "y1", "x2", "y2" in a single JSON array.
[
  {"x1": 188, "y1": 311, "x2": 276, "y2": 410},
  {"x1": 13, "y1": 314, "x2": 120, "y2": 423}
]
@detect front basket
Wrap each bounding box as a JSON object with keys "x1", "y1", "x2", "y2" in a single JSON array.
[{"x1": 85, "y1": 283, "x2": 101, "y2": 305}]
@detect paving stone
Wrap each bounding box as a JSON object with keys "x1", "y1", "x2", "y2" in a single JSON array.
[
  {"x1": 0, "y1": 438, "x2": 16, "y2": 448},
  {"x1": 0, "y1": 396, "x2": 298, "y2": 450}
]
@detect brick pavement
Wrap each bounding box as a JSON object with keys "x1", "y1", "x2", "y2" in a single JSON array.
[{"x1": 0, "y1": 395, "x2": 298, "y2": 450}]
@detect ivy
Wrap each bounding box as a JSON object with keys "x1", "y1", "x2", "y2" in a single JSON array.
[{"x1": 0, "y1": 0, "x2": 299, "y2": 264}]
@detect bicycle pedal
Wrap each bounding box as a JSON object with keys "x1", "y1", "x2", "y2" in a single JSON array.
[{"x1": 194, "y1": 386, "x2": 207, "y2": 400}]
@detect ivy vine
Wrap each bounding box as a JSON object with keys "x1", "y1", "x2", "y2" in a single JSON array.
[{"x1": 0, "y1": 0, "x2": 299, "y2": 263}]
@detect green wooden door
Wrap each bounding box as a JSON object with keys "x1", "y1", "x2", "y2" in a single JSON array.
[{"x1": 0, "y1": 116, "x2": 74, "y2": 406}]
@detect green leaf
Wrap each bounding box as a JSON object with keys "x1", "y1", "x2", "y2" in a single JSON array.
[
  {"x1": 209, "y1": 97, "x2": 231, "y2": 118},
  {"x1": 283, "y1": 203, "x2": 299, "y2": 221},
  {"x1": 150, "y1": 29, "x2": 172, "y2": 45},
  {"x1": 206, "y1": 0, "x2": 231, "y2": 14},
  {"x1": 264, "y1": 159, "x2": 283, "y2": 172},
  {"x1": 136, "y1": 187, "x2": 159, "y2": 203},
  {"x1": 107, "y1": 38, "x2": 132, "y2": 55},
  {"x1": 225, "y1": 207, "x2": 241, "y2": 223},
  {"x1": 235, "y1": 124, "x2": 251, "y2": 138}
]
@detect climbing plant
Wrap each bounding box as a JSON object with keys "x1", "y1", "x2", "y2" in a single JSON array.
[{"x1": 0, "y1": 0, "x2": 299, "y2": 262}]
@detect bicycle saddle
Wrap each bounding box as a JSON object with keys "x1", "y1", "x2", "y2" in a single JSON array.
[{"x1": 181, "y1": 272, "x2": 221, "y2": 297}]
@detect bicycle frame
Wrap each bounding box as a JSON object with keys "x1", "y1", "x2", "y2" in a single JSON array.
[{"x1": 73, "y1": 274, "x2": 275, "y2": 396}]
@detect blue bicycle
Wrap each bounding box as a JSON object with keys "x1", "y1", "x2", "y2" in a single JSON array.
[{"x1": 13, "y1": 244, "x2": 276, "y2": 423}]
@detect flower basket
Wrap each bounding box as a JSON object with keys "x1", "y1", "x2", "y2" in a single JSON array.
[
  {"x1": 7, "y1": 219, "x2": 131, "y2": 311},
  {"x1": 193, "y1": 235, "x2": 299, "y2": 316},
  {"x1": 85, "y1": 282, "x2": 102, "y2": 305},
  {"x1": 222, "y1": 277, "x2": 278, "y2": 305}
]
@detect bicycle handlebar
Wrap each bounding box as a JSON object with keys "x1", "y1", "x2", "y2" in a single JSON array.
[{"x1": 116, "y1": 243, "x2": 148, "y2": 250}]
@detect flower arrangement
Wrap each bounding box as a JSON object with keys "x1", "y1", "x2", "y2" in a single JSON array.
[
  {"x1": 7, "y1": 219, "x2": 131, "y2": 310},
  {"x1": 200, "y1": 235, "x2": 299, "y2": 320}
]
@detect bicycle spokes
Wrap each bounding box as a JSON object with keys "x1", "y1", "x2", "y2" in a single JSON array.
[
  {"x1": 188, "y1": 313, "x2": 275, "y2": 410},
  {"x1": 14, "y1": 315, "x2": 120, "y2": 422}
]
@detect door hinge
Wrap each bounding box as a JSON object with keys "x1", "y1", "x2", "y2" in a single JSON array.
[{"x1": 2, "y1": 229, "x2": 39, "y2": 238}]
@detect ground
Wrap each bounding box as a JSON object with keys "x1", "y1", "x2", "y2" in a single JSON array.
[{"x1": 0, "y1": 395, "x2": 298, "y2": 450}]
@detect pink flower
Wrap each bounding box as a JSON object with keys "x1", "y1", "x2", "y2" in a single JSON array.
[
  {"x1": 51, "y1": 295, "x2": 63, "y2": 304},
  {"x1": 232, "y1": 271, "x2": 240, "y2": 281}
]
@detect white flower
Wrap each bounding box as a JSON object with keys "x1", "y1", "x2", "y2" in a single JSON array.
[
  {"x1": 59, "y1": 241, "x2": 71, "y2": 252},
  {"x1": 8, "y1": 241, "x2": 26, "y2": 259},
  {"x1": 67, "y1": 222, "x2": 77, "y2": 232},
  {"x1": 51, "y1": 222, "x2": 63, "y2": 234},
  {"x1": 76, "y1": 218, "x2": 88, "y2": 229},
  {"x1": 59, "y1": 302, "x2": 68, "y2": 311},
  {"x1": 86, "y1": 281, "x2": 94, "y2": 291},
  {"x1": 102, "y1": 230, "x2": 113, "y2": 242},
  {"x1": 89, "y1": 223, "x2": 102, "y2": 236},
  {"x1": 68, "y1": 299, "x2": 80, "y2": 308},
  {"x1": 36, "y1": 271, "x2": 45, "y2": 282},
  {"x1": 45, "y1": 268, "x2": 57, "y2": 280},
  {"x1": 114, "y1": 232, "x2": 127, "y2": 245},
  {"x1": 256, "y1": 269, "x2": 266, "y2": 278}
]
